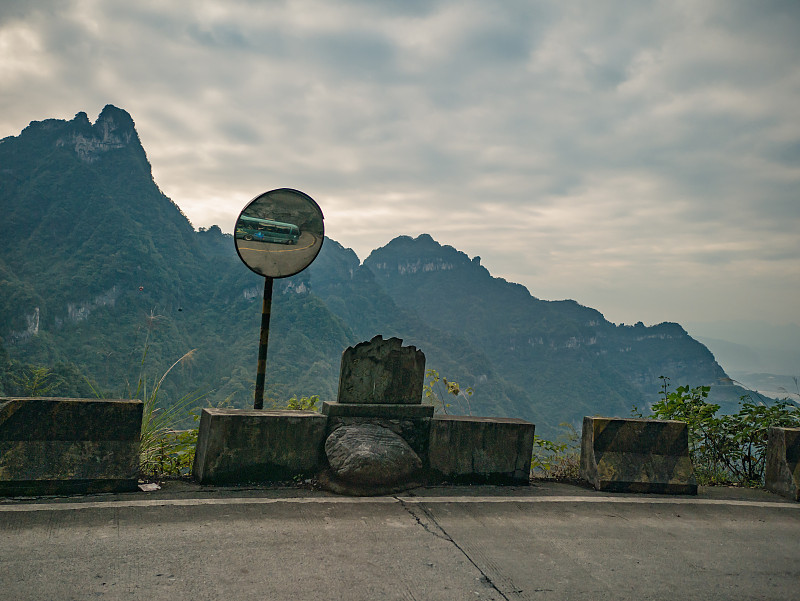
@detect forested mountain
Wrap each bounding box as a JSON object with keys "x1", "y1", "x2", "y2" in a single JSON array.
[
  {"x1": 0, "y1": 106, "x2": 732, "y2": 435},
  {"x1": 364, "y1": 235, "x2": 729, "y2": 424},
  {"x1": 0, "y1": 106, "x2": 351, "y2": 409}
]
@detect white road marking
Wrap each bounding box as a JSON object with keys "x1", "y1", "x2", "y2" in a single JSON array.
[{"x1": 1, "y1": 494, "x2": 797, "y2": 512}]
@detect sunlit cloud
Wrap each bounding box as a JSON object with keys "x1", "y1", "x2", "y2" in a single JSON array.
[{"x1": 1, "y1": 0, "x2": 798, "y2": 327}]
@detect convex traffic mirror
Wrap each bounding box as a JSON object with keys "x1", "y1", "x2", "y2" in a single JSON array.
[
  {"x1": 234, "y1": 188, "x2": 324, "y2": 279},
  {"x1": 234, "y1": 188, "x2": 324, "y2": 409}
]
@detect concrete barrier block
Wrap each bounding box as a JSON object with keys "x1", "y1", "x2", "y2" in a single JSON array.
[
  {"x1": 580, "y1": 416, "x2": 697, "y2": 494},
  {"x1": 192, "y1": 409, "x2": 328, "y2": 484},
  {"x1": 429, "y1": 415, "x2": 534, "y2": 483},
  {"x1": 0, "y1": 397, "x2": 142, "y2": 496},
  {"x1": 765, "y1": 426, "x2": 800, "y2": 502}
]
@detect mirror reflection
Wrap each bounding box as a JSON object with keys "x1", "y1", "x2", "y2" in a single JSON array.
[{"x1": 234, "y1": 188, "x2": 324, "y2": 278}]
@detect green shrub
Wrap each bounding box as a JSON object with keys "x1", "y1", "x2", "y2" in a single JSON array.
[
  {"x1": 280, "y1": 394, "x2": 320, "y2": 412},
  {"x1": 634, "y1": 376, "x2": 800, "y2": 486},
  {"x1": 142, "y1": 428, "x2": 198, "y2": 478}
]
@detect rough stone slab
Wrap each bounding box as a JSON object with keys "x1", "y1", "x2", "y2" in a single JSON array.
[
  {"x1": 0, "y1": 397, "x2": 142, "y2": 496},
  {"x1": 765, "y1": 426, "x2": 800, "y2": 502},
  {"x1": 581, "y1": 416, "x2": 697, "y2": 494},
  {"x1": 322, "y1": 401, "x2": 434, "y2": 418},
  {"x1": 192, "y1": 409, "x2": 327, "y2": 484},
  {"x1": 337, "y1": 335, "x2": 425, "y2": 404},
  {"x1": 428, "y1": 415, "x2": 535, "y2": 483}
]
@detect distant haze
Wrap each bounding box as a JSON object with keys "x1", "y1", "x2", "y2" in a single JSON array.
[
  {"x1": 1, "y1": 1, "x2": 799, "y2": 330},
  {"x1": 685, "y1": 321, "x2": 800, "y2": 378}
]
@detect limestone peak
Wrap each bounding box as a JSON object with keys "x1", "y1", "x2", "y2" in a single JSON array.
[{"x1": 56, "y1": 105, "x2": 140, "y2": 163}]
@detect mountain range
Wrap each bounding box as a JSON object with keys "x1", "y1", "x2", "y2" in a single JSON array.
[{"x1": 0, "y1": 106, "x2": 739, "y2": 436}]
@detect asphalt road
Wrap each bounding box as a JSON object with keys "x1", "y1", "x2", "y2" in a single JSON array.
[
  {"x1": 236, "y1": 231, "x2": 319, "y2": 277},
  {"x1": 1, "y1": 482, "x2": 798, "y2": 601}
]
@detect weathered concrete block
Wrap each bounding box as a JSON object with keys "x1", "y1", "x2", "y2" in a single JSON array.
[
  {"x1": 0, "y1": 397, "x2": 142, "y2": 496},
  {"x1": 337, "y1": 335, "x2": 425, "y2": 404},
  {"x1": 580, "y1": 417, "x2": 697, "y2": 494},
  {"x1": 429, "y1": 415, "x2": 534, "y2": 483},
  {"x1": 765, "y1": 426, "x2": 800, "y2": 502},
  {"x1": 192, "y1": 409, "x2": 327, "y2": 484}
]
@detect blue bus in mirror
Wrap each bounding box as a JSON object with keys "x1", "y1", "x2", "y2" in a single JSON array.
[{"x1": 235, "y1": 215, "x2": 300, "y2": 245}]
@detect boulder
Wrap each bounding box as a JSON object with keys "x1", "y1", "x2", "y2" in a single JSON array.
[{"x1": 325, "y1": 424, "x2": 422, "y2": 486}]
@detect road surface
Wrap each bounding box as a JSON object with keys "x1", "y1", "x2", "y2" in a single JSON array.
[{"x1": 1, "y1": 482, "x2": 798, "y2": 600}]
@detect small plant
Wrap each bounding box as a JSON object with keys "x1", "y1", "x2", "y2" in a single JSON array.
[
  {"x1": 136, "y1": 347, "x2": 207, "y2": 479},
  {"x1": 283, "y1": 395, "x2": 320, "y2": 412},
  {"x1": 531, "y1": 423, "x2": 581, "y2": 481},
  {"x1": 10, "y1": 366, "x2": 62, "y2": 396},
  {"x1": 423, "y1": 369, "x2": 473, "y2": 415},
  {"x1": 145, "y1": 427, "x2": 199, "y2": 478}
]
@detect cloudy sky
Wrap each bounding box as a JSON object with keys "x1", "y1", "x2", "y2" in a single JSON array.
[{"x1": 2, "y1": 0, "x2": 799, "y2": 330}]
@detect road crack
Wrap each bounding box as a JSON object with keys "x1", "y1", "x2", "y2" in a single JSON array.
[{"x1": 397, "y1": 498, "x2": 511, "y2": 601}]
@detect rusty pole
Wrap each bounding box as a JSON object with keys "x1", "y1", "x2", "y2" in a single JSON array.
[{"x1": 253, "y1": 276, "x2": 273, "y2": 409}]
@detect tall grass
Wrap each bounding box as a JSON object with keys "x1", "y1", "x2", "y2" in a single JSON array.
[
  {"x1": 121, "y1": 312, "x2": 206, "y2": 478},
  {"x1": 137, "y1": 348, "x2": 206, "y2": 477}
]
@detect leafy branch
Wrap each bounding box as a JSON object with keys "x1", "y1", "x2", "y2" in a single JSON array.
[
  {"x1": 531, "y1": 423, "x2": 580, "y2": 480},
  {"x1": 423, "y1": 369, "x2": 473, "y2": 415},
  {"x1": 634, "y1": 376, "x2": 800, "y2": 486}
]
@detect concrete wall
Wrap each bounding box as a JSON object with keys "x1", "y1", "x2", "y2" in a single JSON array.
[
  {"x1": 193, "y1": 409, "x2": 328, "y2": 484},
  {"x1": 194, "y1": 410, "x2": 534, "y2": 487},
  {"x1": 428, "y1": 415, "x2": 534, "y2": 483},
  {"x1": 0, "y1": 397, "x2": 142, "y2": 496},
  {"x1": 580, "y1": 416, "x2": 697, "y2": 494},
  {"x1": 765, "y1": 426, "x2": 800, "y2": 502}
]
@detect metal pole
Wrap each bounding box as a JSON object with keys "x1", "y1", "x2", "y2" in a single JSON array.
[{"x1": 254, "y1": 276, "x2": 273, "y2": 409}]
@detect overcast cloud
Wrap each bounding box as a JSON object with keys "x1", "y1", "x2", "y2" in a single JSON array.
[{"x1": 1, "y1": 0, "x2": 799, "y2": 328}]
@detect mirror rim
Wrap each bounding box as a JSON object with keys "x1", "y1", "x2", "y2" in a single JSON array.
[{"x1": 234, "y1": 187, "x2": 325, "y2": 279}]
